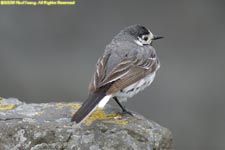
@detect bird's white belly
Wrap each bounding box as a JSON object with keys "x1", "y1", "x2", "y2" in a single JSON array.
[{"x1": 114, "y1": 72, "x2": 156, "y2": 102}]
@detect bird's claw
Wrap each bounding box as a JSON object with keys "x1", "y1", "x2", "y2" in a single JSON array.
[{"x1": 121, "y1": 109, "x2": 133, "y2": 116}]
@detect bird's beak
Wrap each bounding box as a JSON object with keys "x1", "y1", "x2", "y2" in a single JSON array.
[{"x1": 152, "y1": 35, "x2": 164, "y2": 40}]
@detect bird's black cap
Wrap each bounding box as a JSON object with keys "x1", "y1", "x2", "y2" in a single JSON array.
[{"x1": 125, "y1": 25, "x2": 150, "y2": 37}]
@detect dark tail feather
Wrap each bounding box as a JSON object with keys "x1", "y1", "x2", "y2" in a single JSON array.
[
  {"x1": 71, "y1": 92, "x2": 106, "y2": 124},
  {"x1": 71, "y1": 84, "x2": 112, "y2": 124}
]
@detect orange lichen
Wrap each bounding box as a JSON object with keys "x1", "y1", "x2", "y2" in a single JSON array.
[
  {"x1": 63, "y1": 125, "x2": 71, "y2": 128},
  {"x1": 72, "y1": 106, "x2": 128, "y2": 126},
  {"x1": 0, "y1": 103, "x2": 16, "y2": 110},
  {"x1": 0, "y1": 98, "x2": 16, "y2": 110},
  {"x1": 54, "y1": 102, "x2": 127, "y2": 126},
  {"x1": 55, "y1": 103, "x2": 81, "y2": 110},
  {"x1": 102, "y1": 119, "x2": 128, "y2": 125},
  {"x1": 36, "y1": 110, "x2": 44, "y2": 115}
]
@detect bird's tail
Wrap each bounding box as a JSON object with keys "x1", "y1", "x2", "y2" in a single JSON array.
[{"x1": 71, "y1": 85, "x2": 112, "y2": 124}]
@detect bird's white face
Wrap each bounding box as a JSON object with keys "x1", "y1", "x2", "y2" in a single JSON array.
[{"x1": 135, "y1": 30, "x2": 154, "y2": 46}]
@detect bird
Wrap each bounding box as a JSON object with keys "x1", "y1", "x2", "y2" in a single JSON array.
[{"x1": 71, "y1": 25, "x2": 163, "y2": 124}]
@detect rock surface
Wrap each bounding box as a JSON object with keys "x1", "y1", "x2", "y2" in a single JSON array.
[{"x1": 0, "y1": 97, "x2": 173, "y2": 150}]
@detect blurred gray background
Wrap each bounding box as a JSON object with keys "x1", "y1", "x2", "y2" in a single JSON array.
[{"x1": 1, "y1": 0, "x2": 225, "y2": 149}]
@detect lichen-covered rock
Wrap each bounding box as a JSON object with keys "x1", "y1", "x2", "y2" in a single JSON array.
[{"x1": 0, "y1": 97, "x2": 173, "y2": 150}]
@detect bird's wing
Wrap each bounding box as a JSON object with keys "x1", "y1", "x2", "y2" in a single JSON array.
[{"x1": 88, "y1": 50, "x2": 159, "y2": 94}]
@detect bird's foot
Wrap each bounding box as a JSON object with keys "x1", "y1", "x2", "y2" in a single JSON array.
[{"x1": 121, "y1": 109, "x2": 133, "y2": 116}]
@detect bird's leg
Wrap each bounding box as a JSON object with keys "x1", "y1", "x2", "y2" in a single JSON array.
[{"x1": 113, "y1": 97, "x2": 133, "y2": 116}]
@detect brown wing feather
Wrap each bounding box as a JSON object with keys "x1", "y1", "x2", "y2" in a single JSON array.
[
  {"x1": 88, "y1": 53, "x2": 111, "y2": 93},
  {"x1": 89, "y1": 50, "x2": 159, "y2": 94},
  {"x1": 106, "y1": 59, "x2": 159, "y2": 94}
]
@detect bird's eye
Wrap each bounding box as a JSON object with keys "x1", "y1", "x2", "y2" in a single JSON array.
[
  {"x1": 135, "y1": 34, "x2": 151, "y2": 46},
  {"x1": 143, "y1": 36, "x2": 148, "y2": 41}
]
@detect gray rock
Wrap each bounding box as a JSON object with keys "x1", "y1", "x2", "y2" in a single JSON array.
[{"x1": 0, "y1": 97, "x2": 173, "y2": 150}]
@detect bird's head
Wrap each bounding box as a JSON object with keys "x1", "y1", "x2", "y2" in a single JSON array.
[{"x1": 117, "y1": 25, "x2": 163, "y2": 46}]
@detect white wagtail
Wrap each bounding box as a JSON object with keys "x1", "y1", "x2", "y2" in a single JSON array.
[{"x1": 71, "y1": 25, "x2": 163, "y2": 124}]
